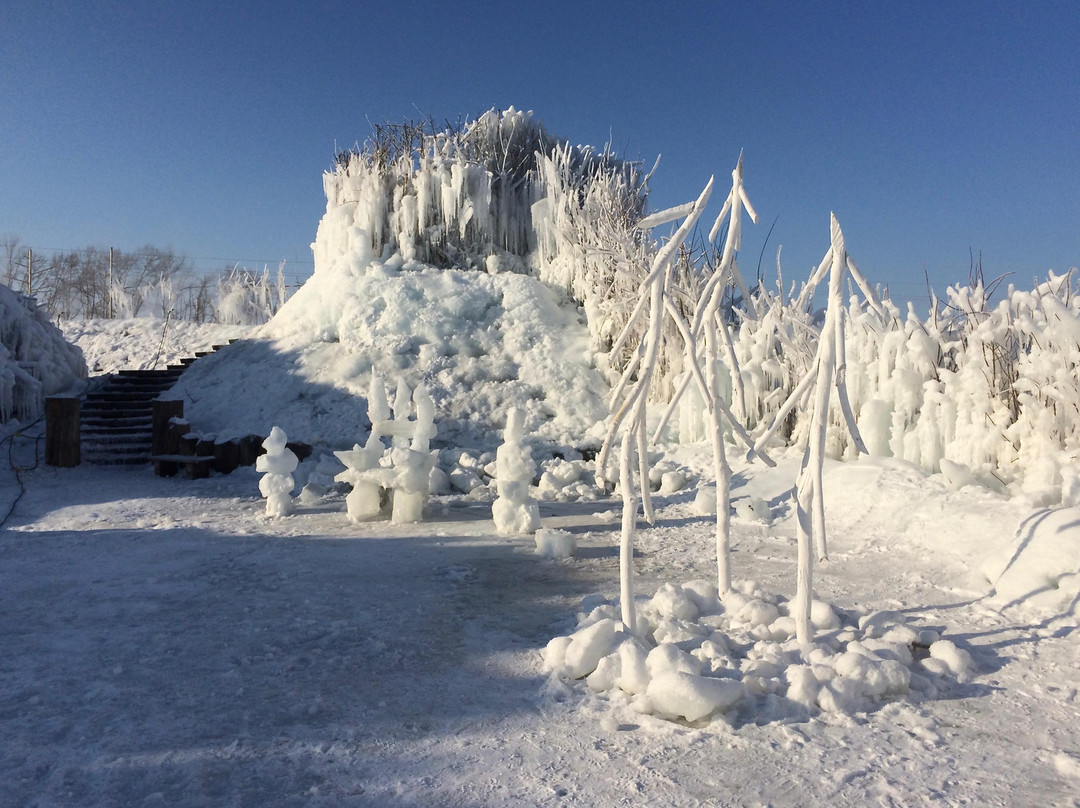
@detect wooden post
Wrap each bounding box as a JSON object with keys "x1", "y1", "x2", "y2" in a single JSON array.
[
  {"x1": 213, "y1": 439, "x2": 240, "y2": 474},
  {"x1": 152, "y1": 399, "x2": 184, "y2": 455},
  {"x1": 238, "y1": 434, "x2": 265, "y2": 466},
  {"x1": 45, "y1": 396, "x2": 80, "y2": 467}
]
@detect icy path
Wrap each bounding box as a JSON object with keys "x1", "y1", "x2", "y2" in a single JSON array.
[{"x1": 2, "y1": 463, "x2": 1078, "y2": 806}]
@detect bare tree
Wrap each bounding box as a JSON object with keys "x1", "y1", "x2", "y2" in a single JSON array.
[{"x1": 2, "y1": 236, "x2": 24, "y2": 288}]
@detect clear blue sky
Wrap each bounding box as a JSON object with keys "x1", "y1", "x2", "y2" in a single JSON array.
[{"x1": 2, "y1": 0, "x2": 1078, "y2": 308}]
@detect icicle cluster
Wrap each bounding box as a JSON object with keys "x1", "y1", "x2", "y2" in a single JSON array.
[
  {"x1": 674, "y1": 266, "x2": 1080, "y2": 501},
  {"x1": 322, "y1": 108, "x2": 556, "y2": 269}
]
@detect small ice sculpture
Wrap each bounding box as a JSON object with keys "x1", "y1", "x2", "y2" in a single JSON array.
[
  {"x1": 334, "y1": 375, "x2": 392, "y2": 521},
  {"x1": 256, "y1": 425, "x2": 298, "y2": 517},
  {"x1": 385, "y1": 382, "x2": 438, "y2": 524},
  {"x1": 492, "y1": 407, "x2": 540, "y2": 535}
]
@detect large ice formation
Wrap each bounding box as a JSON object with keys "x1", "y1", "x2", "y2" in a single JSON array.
[{"x1": 0, "y1": 283, "x2": 86, "y2": 422}]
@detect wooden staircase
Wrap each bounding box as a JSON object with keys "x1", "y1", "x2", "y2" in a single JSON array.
[{"x1": 80, "y1": 349, "x2": 223, "y2": 466}]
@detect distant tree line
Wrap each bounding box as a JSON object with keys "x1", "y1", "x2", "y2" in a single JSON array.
[{"x1": 1, "y1": 236, "x2": 292, "y2": 325}]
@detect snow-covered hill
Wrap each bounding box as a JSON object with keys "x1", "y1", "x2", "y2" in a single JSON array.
[
  {"x1": 61, "y1": 318, "x2": 251, "y2": 375},
  {"x1": 168, "y1": 257, "x2": 610, "y2": 453}
]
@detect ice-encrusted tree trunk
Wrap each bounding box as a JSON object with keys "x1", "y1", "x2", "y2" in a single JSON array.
[
  {"x1": 597, "y1": 179, "x2": 715, "y2": 634},
  {"x1": 790, "y1": 213, "x2": 874, "y2": 648},
  {"x1": 650, "y1": 154, "x2": 768, "y2": 596},
  {"x1": 690, "y1": 154, "x2": 761, "y2": 596}
]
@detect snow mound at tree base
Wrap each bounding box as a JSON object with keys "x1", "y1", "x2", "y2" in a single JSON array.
[
  {"x1": 173, "y1": 256, "x2": 610, "y2": 453},
  {"x1": 545, "y1": 579, "x2": 976, "y2": 725}
]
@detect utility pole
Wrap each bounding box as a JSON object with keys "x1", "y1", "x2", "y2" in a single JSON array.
[
  {"x1": 26, "y1": 248, "x2": 32, "y2": 296},
  {"x1": 109, "y1": 247, "x2": 114, "y2": 318}
]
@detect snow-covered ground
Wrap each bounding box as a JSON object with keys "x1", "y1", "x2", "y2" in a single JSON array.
[
  {"x1": 0, "y1": 318, "x2": 1077, "y2": 806},
  {"x1": 3, "y1": 453, "x2": 1079, "y2": 806}
]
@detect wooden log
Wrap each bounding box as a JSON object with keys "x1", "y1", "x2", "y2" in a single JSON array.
[
  {"x1": 165, "y1": 419, "x2": 190, "y2": 455},
  {"x1": 178, "y1": 434, "x2": 199, "y2": 456},
  {"x1": 45, "y1": 396, "x2": 80, "y2": 467}
]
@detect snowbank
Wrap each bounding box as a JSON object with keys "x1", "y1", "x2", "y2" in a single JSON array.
[{"x1": 0, "y1": 284, "x2": 85, "y2": 422}]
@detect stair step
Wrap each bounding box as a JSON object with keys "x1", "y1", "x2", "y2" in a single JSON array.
[
  {"x1": 84, "y1": 442, "x2": 152, "y2": 454},
  {"x1": 82, "y1": 409, "x2": 153, "y2": 420},
  {"x1": 115, "y1": 368, "x2": 183, "y2": 377},
  {"x1": 82, "y1": 417, "x2": 153, "y2": 430},
  {"x1": 86, "y1": 392, "x2": 161, "y2": 403},
  {"x1": 83, "y1": 425, "x2": 152, "y2": 436},
  {"x1": 83, "y1": 455, "x2": 151, "y2": 466},
  {"x1": 91, "y1": 381, "x2": 167, "y2": 391},
  {"x1": 92, "y1": 386, "x2": 171, "y2": 397},
  {"x1": 84, "y1": 437, "x2": 152, "y2": 449}
]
